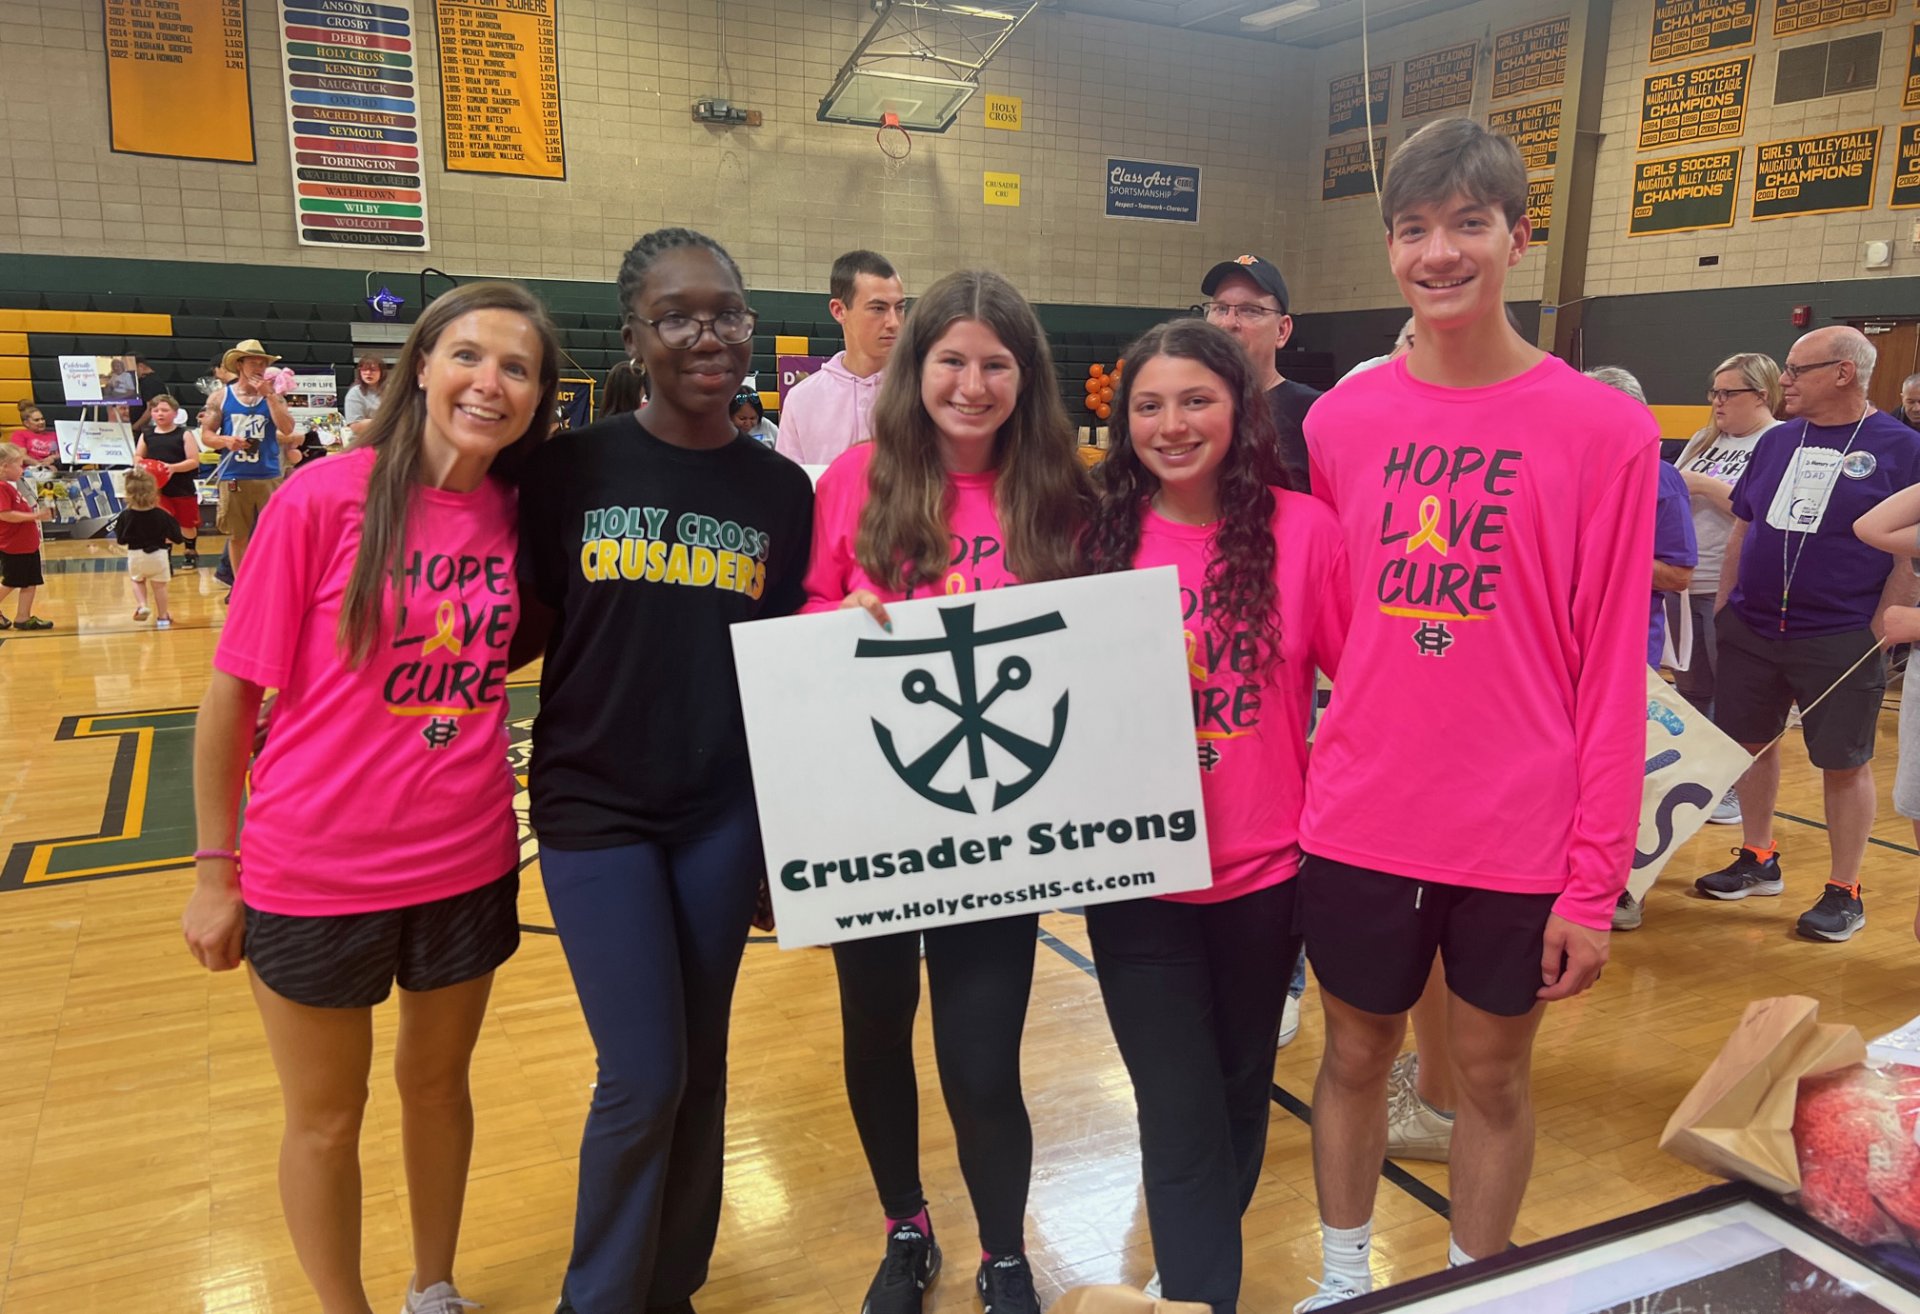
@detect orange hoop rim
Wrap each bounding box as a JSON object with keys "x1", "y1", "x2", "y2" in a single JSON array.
[{"x1": 876, "y1": 111, "x2": 913, "y2": 161}]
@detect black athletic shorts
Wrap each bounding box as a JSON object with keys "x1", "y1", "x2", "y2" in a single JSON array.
[
  {"x1": 245, "y1": 871, "x2": 520, "y2": 1009},
  {"x1": 1298, "y1": 854, "x2": 1556, "y2": 1018},
  {"x1": 1712, "y1": 609, "x2": 1885, "y2": 770},
  {"x1": 1, "y1": 551, "x2": 44, "y2": 589}
]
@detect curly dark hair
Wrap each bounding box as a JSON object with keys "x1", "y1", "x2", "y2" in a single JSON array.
[{"x1": 1085, "y1": 318, "x2": 1296, "y2": 678}]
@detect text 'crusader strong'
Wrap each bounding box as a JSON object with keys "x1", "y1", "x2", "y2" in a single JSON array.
[{"x1": 731, "y1": 568, "x2": 1213, "y2": 946}]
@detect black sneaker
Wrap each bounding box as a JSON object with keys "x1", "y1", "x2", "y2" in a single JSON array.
[
  {"x1": 976, "y1": 1254, "x2": 1040, "y2": 1314},
  {"x1": 862, "y1": 1221, "x2": 941, "y2": 1314},
  {"x1": 1797, "y1": 882, "x2": 1865, "y2": 942},
  {"x1": 181, "y1": 551, "x2": 198, "y2": 572},
  {"x1": 1694, "y1": 846, "x2": 1784, "y2": 900}
]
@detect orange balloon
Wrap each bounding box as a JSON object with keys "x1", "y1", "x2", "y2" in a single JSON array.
[
  {"x1": 1090, "y1": 363, "x2": 1105, "y2": 378},
  {"x1": 1096, "y1": 403, "x2": 1112, "y2": 420},
  {"x1": 1099, "y1": 386, "x2": 1114, "y2": 403},
  {"x1": 1112, "y1": 360, "x2": 1123, "y2": 373},
  {"x1": 1084, "y1": 376, "x2": 1102, "y2": 394},
  {"x1": 1085, "y1": 395, "x2": 1099, "y2": 411}
]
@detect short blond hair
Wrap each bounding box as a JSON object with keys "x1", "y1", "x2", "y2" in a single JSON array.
[{"x1": 123, "y1": 466, "x2": 159, "y2": 509}]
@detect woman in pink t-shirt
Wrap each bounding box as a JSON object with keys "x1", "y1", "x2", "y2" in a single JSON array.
[
  {"x1": 1082, "y1": 319, "x2": 1350, "y2": 1313},
  {"x1": 181, "y1": 281, "x2": 561, "y2": 1314},
  {"x1": 7, "y1": 402, "x2": 59, "y2": 468},
  {"x1": 802, "y1": 269, "x2": 1092, "y2": 1314}
]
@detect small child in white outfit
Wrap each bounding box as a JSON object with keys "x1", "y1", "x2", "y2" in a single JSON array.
[{"x1": 113, "y1": 468, "x2": 186, "y2": 628}]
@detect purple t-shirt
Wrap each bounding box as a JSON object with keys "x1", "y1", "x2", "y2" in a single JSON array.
[
  {"x1": 1651, "y1": 460, "x2": 1698, "y2": 665},
  {"x1": 1729, "y1": 409, "x2": 1920, "y2": 638}
]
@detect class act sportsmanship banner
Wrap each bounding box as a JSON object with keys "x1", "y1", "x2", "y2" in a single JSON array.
[
  {"x1": 1650, "y1": 0, "x2": 1757, "y2": 63},
  {"x1": 1403, "y1": 42, "x2": 1476, "y2": 118},
  {"x1": 105, "y1": 0, "x2": 254, "y2": 162},
  {"x1": 1639, "y1": 57, "x2": 1749, "y2": 151},
  {"x1": 278, "y1": 0, "x2": 430, "y2": 250},
  {"x1": 435, "y1": 0, "x2": 564, "y2": 179},
  {"x1": 1752, "y1": 128, "x2": 1880, "y2": 220},
  {"x1": 732, "y1": 568, "x2": 1212, "y2": 947},
  {"x1": 1492, "y1": 17, "x2": 1568, "y2": 101},
  {"x1": 1630, "y1": 147, "x2": 1741, "y2": 235},
  {"x1": 1105, "y1": 159, "x2": 1201, "y2": 223},
  {"x1": 1328, "y1": 65, "x2": 1390, "y2": 136}
]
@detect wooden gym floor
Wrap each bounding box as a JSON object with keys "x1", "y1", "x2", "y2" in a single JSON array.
[{"x1": 3, "y1": 535, "x2": 1917, "y2": 1314}]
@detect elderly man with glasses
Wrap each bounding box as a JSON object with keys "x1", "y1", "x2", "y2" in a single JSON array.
[
  {"x1": 1196, "y1": 255, "x2": 1318, "y2": 488},
  {"x1": 1692, "y1": 325, "x2": 1920, "y2": 942}
]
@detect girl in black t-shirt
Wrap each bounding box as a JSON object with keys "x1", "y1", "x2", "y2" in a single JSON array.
[{"x1": 516, "y1": 229, "x2": 813, "y2": 1314}]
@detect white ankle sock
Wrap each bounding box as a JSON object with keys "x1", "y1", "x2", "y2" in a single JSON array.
[
  {"x1": 1447, "y1": 1237, "x2": 1476, "y2": 1268},
  {"x1": 1321, "y1": 1220, "x2": 1373, "y2": 1292}
]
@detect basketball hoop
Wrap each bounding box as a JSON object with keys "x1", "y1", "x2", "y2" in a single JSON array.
[{"x1": 876, "y1": 111, "x2": 913, "y2": 167}]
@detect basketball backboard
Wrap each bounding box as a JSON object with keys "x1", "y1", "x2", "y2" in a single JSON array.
[
  {"x1": 817, "y1": 0, "x2": 1039, "y2": 135},
  {"x1": 818, "y1": 69, "x2": 978, "y2": 132}
]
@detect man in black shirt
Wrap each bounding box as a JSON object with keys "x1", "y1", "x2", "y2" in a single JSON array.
[{"x1": 1197, "y1": 255, "x2": 1320, "y2": 486}]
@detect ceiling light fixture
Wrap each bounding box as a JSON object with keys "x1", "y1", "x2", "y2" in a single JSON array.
[{"x1": 1240, "y1": 0, "x2": 1319, "y2": 27}]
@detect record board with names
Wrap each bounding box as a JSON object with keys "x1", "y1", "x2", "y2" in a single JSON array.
[
  {"x1": 104, "y1": 0, "x2": 254, "y2": 162},
  {"x1": 436, "y1": 0, "x2": 564, "y2": 179}
]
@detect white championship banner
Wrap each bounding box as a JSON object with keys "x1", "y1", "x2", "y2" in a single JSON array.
[{"x1": 733, "y1": 567, "x2": 1212, "y2": 947}]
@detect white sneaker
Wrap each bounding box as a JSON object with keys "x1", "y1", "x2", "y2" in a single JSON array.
[
  {"x1": 1294, "y1": 1279, "x2": 1366, "y2": 1311},
  {"x1": 1277, "y1": 994, "x2": 1302, "y2": 1048},
  {"x1": 402, "y1": 1280, "x2": 480, "y2": 1314},
  {"x1": 1143, "y1": 1270, "x2": 1162, "y2": 1299},
  {"x1": 1386, "y1": 1053, "x2": 1453, "y2": 1162},
  {"x1": 1709, "y1": 790, "x2": 1742, "y2": 825}
]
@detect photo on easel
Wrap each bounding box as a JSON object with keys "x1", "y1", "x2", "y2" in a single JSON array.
[{"x1": 56, "y1": 355, "x2": 141, "y2": 405}]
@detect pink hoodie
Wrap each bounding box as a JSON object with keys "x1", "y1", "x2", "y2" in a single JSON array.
[
  {"x1": 775, "y1": 352, "x2": 883, "y2": 465},
  {"x1": 1302, "y1": 355, "x2": 1658, "y2": 930}
]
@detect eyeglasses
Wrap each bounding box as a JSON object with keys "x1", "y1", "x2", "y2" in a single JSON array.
[
  {"x1": 1706, "y1": 388, "x2": 1759, "y2": 402},
  {"x1": 1195, "y1": 302, "x2": 1285, "y2": 324},
  {"x1": 1781, "y1": 359, "x2": 1844, "y2": 381},
  {"x1": 630, "y1": 309, "x2": 758, "y2": 349}
]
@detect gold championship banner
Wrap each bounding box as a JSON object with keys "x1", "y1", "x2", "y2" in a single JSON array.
[
  {"x1": 105, "y1": 0, "x2": 255, "y2": 162},
  {"x1": 437, "y1": 0, "x2": 566, "y2": 179}
]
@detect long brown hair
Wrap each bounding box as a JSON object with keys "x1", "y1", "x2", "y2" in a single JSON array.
[
  {"x1": 339, "y1": 281, "x2": 560, "y2": 665},
  {"x1": 856, "y1": 269, "x2": 1091, "y2": 590},
  {"x1": 1086, "y1": 318, "x2": 1293, "y2": 677}
]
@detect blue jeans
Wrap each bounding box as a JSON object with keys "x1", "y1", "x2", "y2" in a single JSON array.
[{"x1": 540, "y1": 795, "x2": 764, "y2": 1314}]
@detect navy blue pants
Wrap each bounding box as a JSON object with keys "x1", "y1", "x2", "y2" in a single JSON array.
[{"x1": 541, "y1": 795, "x2": 764, "y2": 1314}]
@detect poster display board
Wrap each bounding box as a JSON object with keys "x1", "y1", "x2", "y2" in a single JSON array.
[
  {"x1": 1638, "y1": 57, "x2": 1750, "y2": 150},
  {"x1": 1403, "y1": 42, "x2": 1476, "y2": 117},
  {"x1": 279, "y1": 0, "x2": 430, "y2": 250},
  {"x1": 1329, "y1": 65, "x2": 1390, "y2": 135},
  {"x1": 1649, "y1": 0, "x2": 1758, "y2": 63},
  {"x1": 1104, "y1": 159, "x2": 1201, "y2": 223},
  {"x1": 1773, "y1": 0, "x2": 1895, "y2": 37},
  {"x1": 52, "y1": 420, "x2": 138, "y2": 467},
  {"x1": 1893, "y1": 123, "x2": 1920, "y2": 208},
  {"x1": 1323, "y1": 138, "x2": 1388, "y2": 201},
  {"x1": 1489, "y1": 98, "x2": 1561, "y2": 170},
  {"x1": 1630, "y1": 147, "x2": 1742, "y2": 235},
  {"x1": 1752, "y1": 128, "x2": 1881, "y2": 219},
  {"x1": 435, "y1": 0, "x2": 565, "y2": 179},
  {"x1": 58, "y1": 356, "x2": 140, "y2": 405},
  {"x1": 284, "y1": 372, "x2": 342, "y2": 445},
  {"x1": 555, "y1": 377, "x2": 594, "y2": 430},
  {"x1": 732, "y1": 569, "x2": 1212, "y2": 948},
  {"x1": 1492, "y1": 17, "x2": 1568, "y2": 100},
  {"x1": 104, "y1": 0, "x2": 254, "y2": 162}
]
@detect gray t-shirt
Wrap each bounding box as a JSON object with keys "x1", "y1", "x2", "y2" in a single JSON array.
[{"x1": 1679, "y1": 418, "x2": 1778, "y2": 595}]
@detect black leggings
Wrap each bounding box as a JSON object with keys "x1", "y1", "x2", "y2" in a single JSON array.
[
  {"x1": 1086, "y1": 882, "x2": 1301, "y2": 1314},
  {"x1": 831, "y1": 913, "x2": 1038, "y2": 1255}
]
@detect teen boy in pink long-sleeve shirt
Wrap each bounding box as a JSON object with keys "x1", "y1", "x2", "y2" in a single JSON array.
[{"x1": 1291, "y1": 119, "x2": 1657, "y2": 1313}]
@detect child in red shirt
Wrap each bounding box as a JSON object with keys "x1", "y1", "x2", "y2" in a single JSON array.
[{"x1": 0, "y1": 446, "x2": 53, "y2": 630}]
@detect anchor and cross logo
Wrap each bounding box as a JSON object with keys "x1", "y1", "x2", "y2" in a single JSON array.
[{"x1": 856, "y1": 603, "x2": 1070, "y2": 815}]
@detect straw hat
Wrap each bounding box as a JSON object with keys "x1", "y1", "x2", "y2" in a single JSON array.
[{"x1": 220, "y1": 339, "x2": 282, "y2": 373}]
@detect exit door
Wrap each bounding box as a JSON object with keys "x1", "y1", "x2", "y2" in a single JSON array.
[{"x1": 1853, "y1": 319, "x2": 1920, "y2": 417}]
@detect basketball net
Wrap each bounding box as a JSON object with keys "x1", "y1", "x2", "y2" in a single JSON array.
[{"x1": 877, "y1": 111, "x2": 912, "y2": 180}]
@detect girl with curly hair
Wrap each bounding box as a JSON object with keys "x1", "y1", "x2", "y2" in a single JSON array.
[{"x1": 1082, "y1": 317, "x2": 1350, "y2": 1314}]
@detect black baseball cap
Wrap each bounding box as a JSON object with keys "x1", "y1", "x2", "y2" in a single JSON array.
[{"x1": 1201, "y1": 255, "x2": 1289, "y2": 314}]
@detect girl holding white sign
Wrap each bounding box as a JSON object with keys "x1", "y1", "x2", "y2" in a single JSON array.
[
  {"x1": 801, "y1": 268, "x2": 1092, "y2": 1314},
  {"x1": 1082, "y1": 318, "x2": 1351, "y2": 1314}
]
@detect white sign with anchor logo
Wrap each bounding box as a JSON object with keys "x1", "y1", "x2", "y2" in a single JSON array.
[{"x1": 732, "y1": 567, "x2": 1213, "y2": 947}]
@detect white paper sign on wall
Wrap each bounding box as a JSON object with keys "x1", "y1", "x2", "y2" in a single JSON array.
[{"x1": 732, "y1": 567, "x2": 1212, "y2": 947}]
